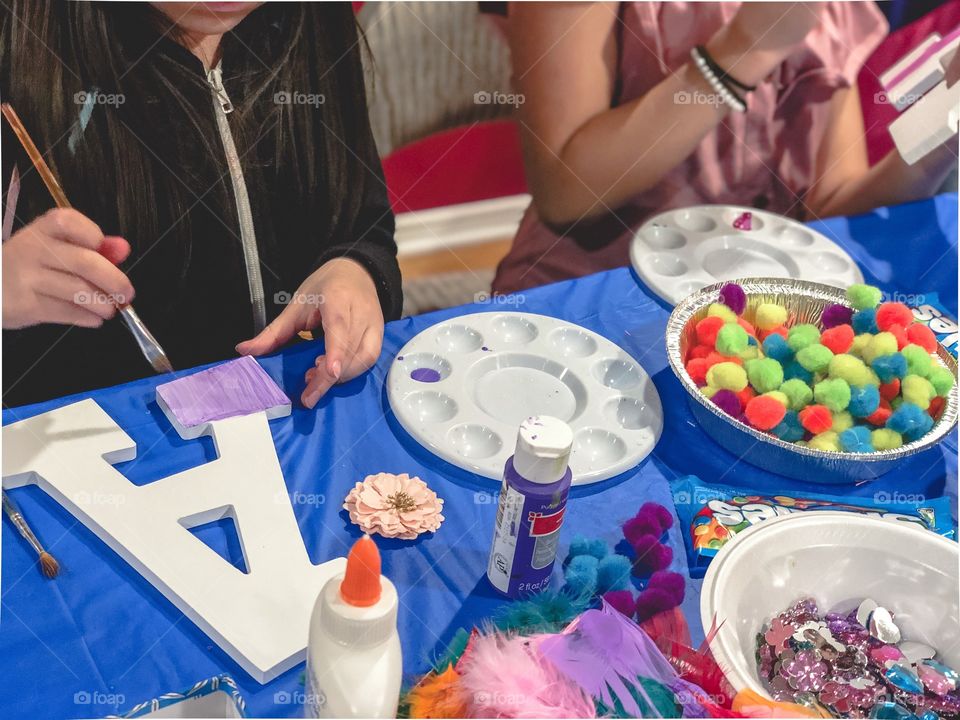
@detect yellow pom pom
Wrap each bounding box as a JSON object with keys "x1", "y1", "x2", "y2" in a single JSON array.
[
  {"x1": 755, "y1": 303, "x2": 788, "y2": 331},
  {"x1": 808, "y1": 431, "x2": 841, "y2": 452},
  {"x1": 708, "y1": 303, "x2": 738, "y2": 322},
  {"x1": 828, "y1": 354, "x2": 875, "y2": 387},
  {"x1": 901, "y1": 374, "x2": 935, "y2": 410},
  {"x1": 739, "y1": 345, "x2": 761, "y2": 361},
  {"x1": 871, "y1": 428, "x2": 903, "y2": 450},
  {"x1": 700, "y1": 385, "x2": 719, "y2": 399},
  {"x1": 862, "y1": 332, "x2": 898, "y2": 365},
  {"x1": 849, "y1": 333, "x2": 873, "y2": 359},
  {"x1": 762, "y1": 390, "x2": 790, "y2": 408},
  {"x1": 831, "y1": 411, "x2": 854, "y2": 433},
  {"x1": 706, "y1": 362, "x2": 748, "y2": 391}
]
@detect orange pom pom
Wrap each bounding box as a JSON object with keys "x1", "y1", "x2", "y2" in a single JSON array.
[
  {"x1": 737, "y1": 317, "x2": 756, "y2": 337},
  {"x1": 929, "y1": 395, "x2": 946, "y2": 420},
  {"x1": 866, "y1": 398, "x2": 892, "y2": 426},
  {"x1": 736, "y1": 386, "x2": 756, "y2": 408},
  {"x1": 799, "y1": 405, "x2": 833, "y2": 434},
  {"x1": 688, "y1": 344, "x2": 713, "y2": 360},
  {"x1": 820, "y1": 324, "x2": 854, "y2": 355},
  {"x1": 758, "y1": 326, "x2": 788, "y2": 342},
  {"x1": 705, "y1": 351, "x2": 742, "y2": 367},
  {"x1": 696, "y1": 316, "x2": 726, "y2": 347},
  {"x1": 686, "y1": 358, "x2": 709, "y2": 385},
  {"x1": 745, "y1": 395, "x2": 787, "y2": 430},
  {"x1": 879, "y1": 379, "x2": 901, "y2": 402},
  {"x1": 906, "y1": 323, "x2": 938, "y2": 353},
  {"x1": 888, "y1": 323, "x2": 908, "y2": 350},
  {"x1": 876, "y1": 302, "x2": 913, "y2": 331}
]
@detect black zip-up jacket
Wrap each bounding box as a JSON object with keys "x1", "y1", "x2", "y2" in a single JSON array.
[{"x1": 2, "y1": 25, "x2": 402, "y2": 408}]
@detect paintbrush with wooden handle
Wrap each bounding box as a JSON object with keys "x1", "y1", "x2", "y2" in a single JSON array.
[{"x1": 2, "y1": 491, "x2": 60, "y2": 579}]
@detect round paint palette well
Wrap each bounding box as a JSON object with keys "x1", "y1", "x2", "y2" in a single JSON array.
[
  {"x1": 387, "y1": 312, "x2": 663, "y2": 485},
  {"x1": 630, "y1": 205, "x2": 863, "y2": 305}
]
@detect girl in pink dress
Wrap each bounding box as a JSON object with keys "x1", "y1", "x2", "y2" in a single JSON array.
[{"x1": 493, "y1": 2, "x2": 957, "y2": 294}]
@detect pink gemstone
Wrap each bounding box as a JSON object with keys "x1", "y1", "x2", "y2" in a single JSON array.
[
  {"x1": 919, "y1": 663, "x2": 955, "y2": 696},
  {"x1": 733, "y1": 211, "x2": 753, "y2": 231},
  {"x1": 870, "y1": 644, "x2": 905, "y2": 664}
]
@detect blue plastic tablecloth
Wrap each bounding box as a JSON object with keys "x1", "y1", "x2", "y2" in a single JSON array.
[{"x1": 2, "y1": 195, "x2": 957, "y2": 719}]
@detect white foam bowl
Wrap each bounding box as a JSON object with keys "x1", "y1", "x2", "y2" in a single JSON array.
[{"x1": 700, "y1": 512, "x2": 960, "y2": 698}]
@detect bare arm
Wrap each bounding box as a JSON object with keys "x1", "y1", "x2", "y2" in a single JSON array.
[
  {"x1": 805, "y1": 85, "x2": 957, "y2": 218},
  {"x1": 509, "y1": 2, "x2": 821, "y2": 226}
]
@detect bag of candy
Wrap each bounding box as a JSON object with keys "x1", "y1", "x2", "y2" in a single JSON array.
[{"x1": 673, "y1": 476, "x2": 955, "y2": 578}]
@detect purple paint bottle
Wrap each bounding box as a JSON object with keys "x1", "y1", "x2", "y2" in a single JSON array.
[{"x1": 486, "y1": 415, "x2": 573, "y2": 598}]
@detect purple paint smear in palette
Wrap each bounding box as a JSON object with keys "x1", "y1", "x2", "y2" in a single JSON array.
[
  {"x1": 157, "y1": 355, "x2": 290, "y2": 428},
  {"x1": 410, "y1": 367, "x2": 442, "y2": 383}
]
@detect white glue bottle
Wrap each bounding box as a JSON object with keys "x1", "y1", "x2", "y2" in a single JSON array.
[{"x1": 305, "y1": 535, "x2": 402, "y2": 718}]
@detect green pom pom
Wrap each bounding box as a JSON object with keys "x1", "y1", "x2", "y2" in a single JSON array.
[
  {"x1": 706, "y1": 362, "x2": 748, "y2": 391},
  {"x1": 928, "y1": 366, "x2": 956, "y2": 397},
  {"x1": 871, "y1": 428, "x2": 903, "y2": 450},
  {"x1": 846, "y1": 283, "x2": 882, "y2": 310},
  {"x1": 780, "y1": 378, "x2": 813, "y2": 411},
  {"x1": 716, "y1": 323, "x2": 749, "y2": 356},
  {"x1": 755, "y1": 303, "x2": 787, "y2": 331},
  {"x1": 828, "y1": 354, "x2": 876, "y2": 387},
  {"x1": 901, "y1": 374, "x2": 935, "y2": 410},
  {"x1": 746, "y1": 357, "x2": 784, "y2": 393},
  {"x1": 814, "y1": 377, "x2": 851, "y2": 412},
  {"x1": 831, "y1": 411, "x2": 854, "y2": 433},
  {"x1": 787, "y1": 324, "x2": 821, "y2": 352},
  {"x1": 707, "y1": 303, "x2": 738, "y2": 322},
  {"x1": 739, "y1": 345, "x2": 761, "y2": 361},
  {"x1": 808, "y1": 430, "x2": 841, "y2": 452},
  {"x1": 902, "y1": 344, "x2": 933, "y2": 378},
  {"x1": 796, "y1": 343, "x2": 834, "y2": 373},
  {"x1": 862, "y1": 332, "x2": 898, "y2": 365}
]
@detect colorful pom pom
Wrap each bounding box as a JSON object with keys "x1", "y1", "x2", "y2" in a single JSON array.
[
  {"x1": 596, "y1": 554, "x2": 633, "y2": 594},
  {"x1": 787, "y1": 324, "x2": 821, "y2": 352},
  {"x1": 862, "y1": 332, "x2": 898, "y2": 364},
  {"x1": 929, "y1": 395, "x2": 946, "y2": 419},
  {"x1": 879, "y1": 378, "x2": 901, "y2": 402},
  {"x1": 711, "y1": 388, "x2": 741, "y2": 416},
  {"x1": 852, "y1": 308, "x2": 879, "y2": 335},
  {"x1": 783, "y1": 360, "x2": 814, "y2": 384},
  {"x1": 799, "y1": 405, "x2": 833, "y2": 434},
  {"x1": 839, "y1": 426, "x2": 874, "y2": 453},
  {"x1": 706, "y1": 362, "x2": 748, "y2": 391},
  {"x1": 567, "y1": 536, "x2": 608, "y2": 562},
  {"x1": 831, "y1": 411, "x2": 854, "y2": 433},
  {"x1": 848, "y1": 384, "x2": 881, "y2": 418},
  {"x1": 846, "y1": 284, "x2": 882, "y2": 310},
  {"x1": 746, "y1": 357, "x2": 784, "y2": 393},
  {"x1": 927, "y1": 366, "x2": 956, "y2": 397},
  {"x1": 820, "y1": 324, "x2": 854, "y2": 354},
  {"x1": 901, "y1": 374, "x2": 935, "y2": 410},
  {"x1": 887, "y1": 323, "x2": 908, "y2": 350},
  {"x1": 631, "y1": 534, "x2": 674, "y2": 576},
  {"x1": 876, "y1": 302, "x2": 914, "y2": 331},
  {"x1": 737, "y1": 317, "x2": 756, "y2": 337},
  {"x1": 695, "y1": 316, "x2": 725, "y2": 347},
  {"x1": 686, "y1": 358, "x2": 709, "y2": 385},
  {"x1": 758, "y1": 325, "x2": 788, "y2": 342},
  {"x1": 821, "y1": 303, "x2": 854, "y2": 328},
  {"x1": 761, "y1": 334, "x2": 793, "y2": 364},
  {"x1": 716, "y1": 323, "x2": 749, "y2": 356},
  {"x1": 718, "y1": 283, "x2": 747, "y2": 315},
  {"x1": 779, "y1": 378, "x2": 813, "y2": 411},
  {"x1": 772, "y1": 410, "x2": 805, "y2": 442},
  {"x1": 745, "y1": 394, "x2": 786, "y2": 430},
  {"x1": 603, "y1": 590, "x2": 636, "y2": 617},
  {"x1": 796, "y1": 343, "x2": 834, "y2": 373},
  {"x1": 755, "y1": 303, "x2": 788, "y2": 331},
  {"x1": 808, "y1": 430, "x2": 841, "y2": 452},
  {"x1": 871, "y1": 428, "x2": 903, "y2": 450},
  {"x1": 707, "y1": 302, "x2": 738, "y2": 323},
  {"x1": 688, "y1": 344, "x2": 713, "y2": 360},
  {"x1": 563, "y1": 555, "x2": 599, "y2": 596},
  {"x1": 902, "y1": 344, "x2": 933, "y2": 378},
  {"x1": 871, "y1": 353, "x2": 908, "y2": 383},
  {"x1": 906, "y1": 323, "x2": 938, "y2": 353},
  {"x1": 814, "y1": 377, "x2": 851, "y2": 412},
  {"x1": 866, "y1": 398, "x2": 892, "y2": 426},
  {"x1": 828, "y1": 354, "x2": 875, "y2": 387},
  {"x1": 849, "y1": 332, "x2": 873, "y2": 359},
  {"x1": 763, "y1": 390, "x2": 789, "y2": 407},
  {"x1": 886, "y1": 402, "x2": 931, "y2": 441}
]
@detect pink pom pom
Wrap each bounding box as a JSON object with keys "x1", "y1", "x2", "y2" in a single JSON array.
[
  {"x1": 635, "y1": 588, "x2": 677, "y2": 622},
  {"x1": 641, "y1": 502, "x2": 674, "y2": 532},
  {"x1": 623, "y1": 502, "x2": 672, "y2": 546},
  {"x1": 603, "y1": 590, "x2": 636, "y2": 617},
  {"x1": 647, "y1": 570, "x2": 686, "y2": 605},
  {"x1": 630, "y1": 534, "x2": 673, "y2": 576}
]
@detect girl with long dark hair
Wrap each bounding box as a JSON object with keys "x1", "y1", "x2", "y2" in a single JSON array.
[{"x1": 1, "y1": 2, "x2": 401, "y2": 408}]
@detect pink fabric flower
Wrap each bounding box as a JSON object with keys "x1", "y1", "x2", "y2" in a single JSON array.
[{"x1": 343, "y1": 472, "x2": 444, "y2": 540}]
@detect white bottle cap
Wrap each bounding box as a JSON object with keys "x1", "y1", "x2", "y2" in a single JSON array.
[{"x1": 513, "y1": 415, "x2": 573, "y2": 484}]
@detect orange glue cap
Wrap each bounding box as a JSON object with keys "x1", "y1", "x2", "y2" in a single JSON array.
[{"x1": 339, "y1": 535, "x2": 382, "y2": 607}]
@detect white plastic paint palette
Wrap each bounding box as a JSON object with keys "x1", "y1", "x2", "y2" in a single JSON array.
[
  {"x1": 387, "y1": 312, "x2": 663, "y2": 485},
  {"x1": 630, "y1": 205, "x2": 864, "y2": 305}
]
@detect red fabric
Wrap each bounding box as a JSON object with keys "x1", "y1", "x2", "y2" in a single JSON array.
[
  {"x1": 859, "y1": 0, "x2": 960, "y2": 165},
  {"x1": 382, "y1": 120, "x2": 528, "y2": 213}
]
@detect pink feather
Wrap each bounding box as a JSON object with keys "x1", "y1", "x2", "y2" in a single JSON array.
[{"x1": 457, "y1": 631, "x2": 596, "y2": 718}]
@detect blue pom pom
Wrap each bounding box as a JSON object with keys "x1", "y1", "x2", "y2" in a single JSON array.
[
  {"x1": 567, "y1": 535, "x2": 608, "y2": 562},
  {"x1": 839, "y1": 425, "x2": 874, "y2": 452},
  {"x1": 772, "y1": 410, "x2": 805, "y2": 442},
  {"x1": 783, "y1": 360, "x2": 813, "y2": 384},
  {"x1": 762, "y1": 334, "x2": 793, "y2": 364},
  {"x1": 563, "y1": 555, "x2": 599, "y2": 597},
  {"x1": 852, "y1": 308, "x2": 879, "y2": 334},
  {"x1": 886, "y1": 403, "x2": 930, "y2": 440},
  {"x1": 872, "y1": 353, "x2": 908, "y2": 383},
  {"x1": 848, "y1": 384, "x2": 881, "y2": 418},
  {"x1": 596, "y1": 554, "x2": 633, "y2": 594}
]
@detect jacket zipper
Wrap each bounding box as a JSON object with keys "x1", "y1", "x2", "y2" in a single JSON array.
[{"x1": 206, "y1": 62, "x2": 267, "y2": 333}]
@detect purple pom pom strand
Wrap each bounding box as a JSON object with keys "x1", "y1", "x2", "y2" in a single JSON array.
[
  {"x1": 711, "y1": 388, "x2": 742, "y2": 417},
  {"x1": 718, "y1": 283, "x2": 747, "y2": 315},
  {"x1": 603, "y1": 590, "x2": 636, "y2": 617},
  {"x1": 635, "y1": 588, "x2": 676, "y2": 622},
  {"x1": 638, "y1": 502, "x2": 673, "y2": 532},
  {"x1": 631, "y1": 534, "x2": 673, "y2": 576},
  {"x1": 821, "y1": 303, "x2": 854, "y2": 329},
  {"x1": 648, "y1": 570, "x2": 686, "y2": 604}
]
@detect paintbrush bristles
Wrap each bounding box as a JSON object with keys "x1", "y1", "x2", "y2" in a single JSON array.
[{"x1": 39, "y1": 551, "x2": 60, "y2": 579}]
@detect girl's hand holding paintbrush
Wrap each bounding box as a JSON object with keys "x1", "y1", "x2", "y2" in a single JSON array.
[{"x1": 2, "y1": 208, "x2": 135, "y2": 330}]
